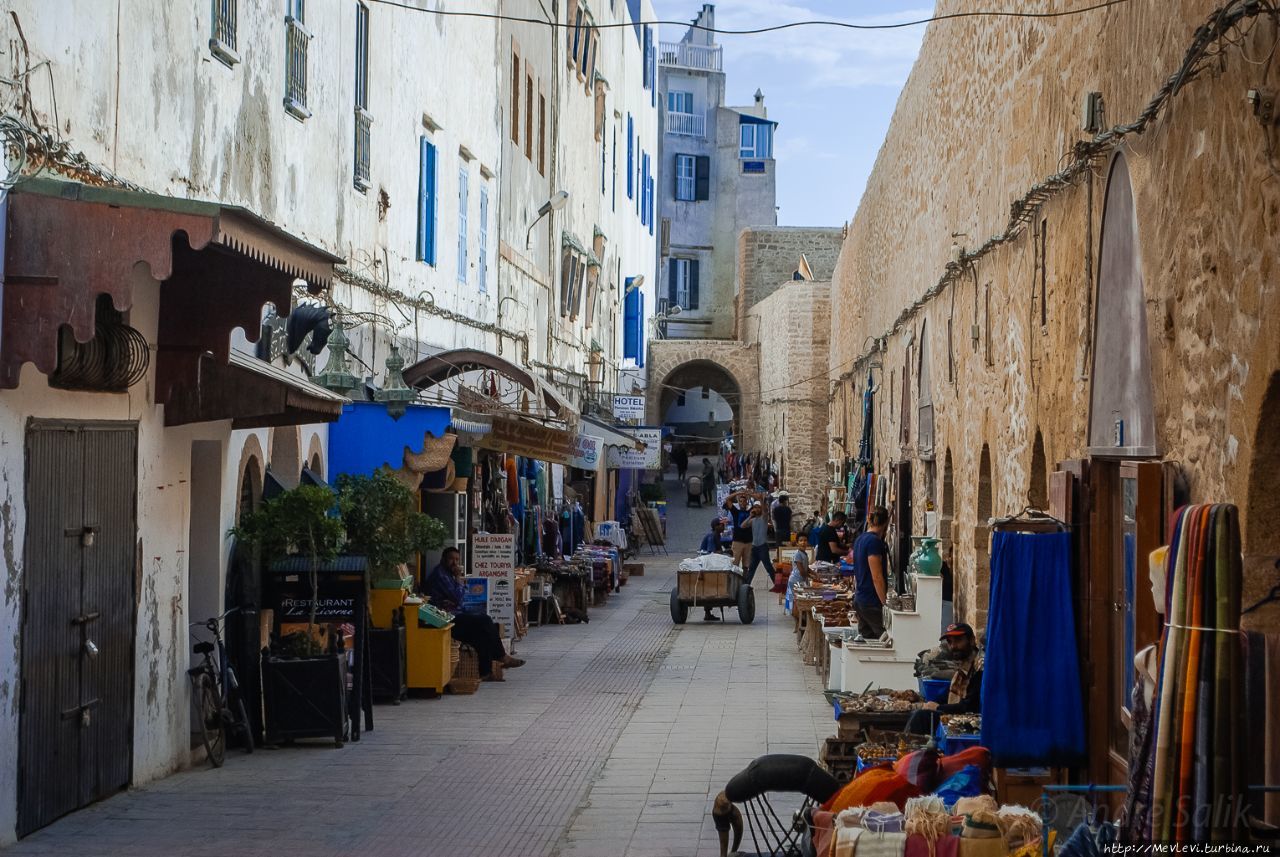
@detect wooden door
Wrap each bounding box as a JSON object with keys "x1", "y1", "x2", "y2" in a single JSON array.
[{"x1": 18, "y1": 421, "x2": 137, "y2": 837}]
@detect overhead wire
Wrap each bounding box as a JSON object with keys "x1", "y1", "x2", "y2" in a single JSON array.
[{"x1": 365, "y1": 0, "x2": 1136, "y2": 32}]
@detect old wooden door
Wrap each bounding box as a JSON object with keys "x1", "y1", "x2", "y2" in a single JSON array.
[{"x1": 18, "y1": 421, "x2": 137, "y2": 837}]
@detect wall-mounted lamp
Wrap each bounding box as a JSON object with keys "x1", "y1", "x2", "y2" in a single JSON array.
[
  {"x1": 525, "y1": 190, "x2": 570, "y2": 250},
  {"x1": 624, "y1": 274, "x2": 646, "y2": 294}
]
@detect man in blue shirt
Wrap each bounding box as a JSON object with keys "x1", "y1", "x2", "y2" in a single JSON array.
[
  {"x1": 696, "y1": 517, "x2": 727, "y2": 621},
  {"x1": 744, "y1": 501, "x2": 776, "y2": 586},
  {"x1": 851, "y1": 506, "x2": 890, "y2": 640},
  {"x1": 422, "y1": 547, "x2": 524, "y2": 680}
]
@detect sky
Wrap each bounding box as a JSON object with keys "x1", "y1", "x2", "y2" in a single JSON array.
[{"x1": 651, "y1": 0, "x2": 935, "y2": 227}]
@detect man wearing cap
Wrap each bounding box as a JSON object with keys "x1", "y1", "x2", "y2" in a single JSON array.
[{"x1": 906, "y1": 622, "x2": 984, "y2": 734}]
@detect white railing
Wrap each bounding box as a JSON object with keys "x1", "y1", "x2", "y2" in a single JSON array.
[
  {"x1": 659, "y1": 41, "x2": 723, "y2": 72},
  {"x1": 283, "y1": 16, "x2": 311, "y2": 119},
  {"x1": 665, "y1": 110, "x2": 706, "y2": 138}
]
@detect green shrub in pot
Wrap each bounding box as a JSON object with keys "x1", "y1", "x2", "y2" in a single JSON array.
[{"x1": 336, "y1": 467, "x2": 447, "y2": 587}]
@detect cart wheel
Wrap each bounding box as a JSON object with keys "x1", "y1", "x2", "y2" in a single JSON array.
[
  {"x1": 670, "y1": 589, "x2": 689, "y2": 624},
  {"x1": 738, "y1": 585, "x2": 756, "y2": 624}
]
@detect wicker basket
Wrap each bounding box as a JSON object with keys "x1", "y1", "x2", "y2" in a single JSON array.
[
  {"x1": 403, "y1": 433, "x2": 457, "y2": 473},
  {"x1": 449, "y1": 640, "x2": 461, "y2": 673},
  {"x1": 448, "y1": 644, "x2": 482, "y2": 694}
]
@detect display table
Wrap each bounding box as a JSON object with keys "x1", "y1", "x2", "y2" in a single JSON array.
[{"x1": 827, "y1": 573, "x2": 943, "y2": 693}]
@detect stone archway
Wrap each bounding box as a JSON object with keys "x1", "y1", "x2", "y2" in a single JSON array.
[
  {"x1": 647, "y1": 339, "x2": 760, "y2": 451},
  {"x1": 235, "y1": 434, "x2": 266, "y2": 525}
]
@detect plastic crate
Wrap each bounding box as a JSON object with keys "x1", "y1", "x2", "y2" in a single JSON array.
[
  {"x1": 935, "y1": 723, "x2": 982, "y2": 755},
  {"x1": 918, "y1": 678, "x2": 950, "y2": 703},
  {"x1": 855, "y1": 755, "x2": 897, "y2": 775}
]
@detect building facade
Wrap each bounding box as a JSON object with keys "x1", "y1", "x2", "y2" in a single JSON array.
[
  {"x1": 0, "y1": 0, "x2": 656, "y2": 841},
  {"x1": 655, "y1": 3, "x2": 777, "y2": 341},
  {"x1": 828, "y1": 0, "x2": 1280, "y2": 784}
]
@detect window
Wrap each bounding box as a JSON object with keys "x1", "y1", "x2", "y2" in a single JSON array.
[
  {"x1": 611, "y1": 124, "x2": 617, "y2": 210},
  {"x1": 647, "y1": 175, "x2": 654, "y2": 235},
  {"x1": 668, "y1": 258, "x2": 699, "y2": 309},
  {"x1": 478, "y1": 186, "x2": 489, "y2": 293},
  {"x1": 640, "y1": 153, "x2": 648, "y2": 226},
  {"x1": 677, "y1": 393, "x2": 686, "y2": 407},
  {"x1": 667, "y1": 91, "x2": 693, "y2": 114},
  {"x1": 353, "y1": 3, "x2": 371, "y2": 191},
  {"x1": 739, "y1": 122, "x2": 773, "y2": 158},
  {"x1": 538, "y1": 92, "x2": 547, "y2": 175},
  {"x1": 284, "y1": 0, "x2": 311, "y2": 119},
  {"x1": 601, "y1": 134, "x2": 607, "y2": 195},
  {"x1": 510, "y1": 50, "x2": 520, "y2": 144},
  {"x1": 525, "y1": 71, "x2": 534, "y2": 159},
  {"x1": 626, "y1": 114, "x2": 634, "y2": 199},
  {"x1": 642, "y1": 25, "x2": 653, "y2": 90},
  {"x1": 416, "y1": 137, "x2": 437, "y2": 265},
  {"x1": 457, "y1": 168, "x2": 469, "y2": 283},
  {"x1": 572, "y1": 9, "x2": 584, "y2": 65},
  {"x1": 623, "y1": 281, "x2": 644, "y2": 366},
  {"x1": 210, "y1": 0, "x2": 239, "y2": 66},
  {"x1": 675, "y1": 154, "x2": 695, "y2": 201}
]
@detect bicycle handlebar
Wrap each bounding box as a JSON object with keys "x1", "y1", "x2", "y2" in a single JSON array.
[{"x1": 187, "y1": 606, "x2": 240, "y2": 630}]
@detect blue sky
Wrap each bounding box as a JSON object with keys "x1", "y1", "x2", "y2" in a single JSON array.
[{"x1": 652, "y1": 1, "x2": 934, "y2": 227}]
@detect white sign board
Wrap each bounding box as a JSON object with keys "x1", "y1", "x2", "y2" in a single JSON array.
[
  {"x1": 613, "y1": 395, "x2": 646, "y2": 421},
  {"x1": 605, "y1": 427, "x2": 663, "y2": 470},
  {"x1": 470, "y1": 533, "x2": 516, "y2": 637},
  {"x1": 570, "y1": 432, "x2": 602, "y2": 470}
]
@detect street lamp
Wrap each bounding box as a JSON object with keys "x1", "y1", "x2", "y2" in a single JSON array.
[
  {"x1": 624, "y1": 274, "x2": 645, "y2": 294},
  {"x1": 525, "y1": 190, "x2": 570, "y2": 250},
  {"x1": 649, "y1": 303, "x2": 682, "y2": 340}
]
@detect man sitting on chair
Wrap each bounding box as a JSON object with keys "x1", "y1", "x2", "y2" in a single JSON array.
[{"x1": 422, "y1": 547, "x2": 524, "y2": 681}]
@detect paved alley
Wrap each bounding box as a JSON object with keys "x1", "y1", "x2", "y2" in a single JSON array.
[{"x1": 4, "y1": 480, "x2": 831, "y2": 857}]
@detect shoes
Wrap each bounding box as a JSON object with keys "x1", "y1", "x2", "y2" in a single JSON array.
[
  {"x1": 703, "y1": 612, "x2": 721, "y2": 621},
  {"x1": 502, "y1": 656, "x2": 526, "y2": 669}
]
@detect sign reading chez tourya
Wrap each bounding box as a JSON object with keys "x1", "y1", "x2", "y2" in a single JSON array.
[{"x1": 469, "y1": 533, "x2": 516, "y2": 638}]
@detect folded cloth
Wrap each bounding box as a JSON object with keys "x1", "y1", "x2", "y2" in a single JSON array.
[
  {"x1": 863, "y1": 809, "x2": 905, "y2": 833},
  {"x1": 857, "y1": 831, "x2": 908, "y2": 857},
  {"x1": 833, "y1": 810, "x2": 865, "y2": 857}
]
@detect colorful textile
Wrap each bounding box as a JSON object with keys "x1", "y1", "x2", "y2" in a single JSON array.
[
  {"x1": 822, "y1": 767, "x2": 921, "y2": 815},
  {"x1": 934, "y1": 766, "x2": 984, "y2": 809},
  {"x1": 937, "y1": 747, "x2": 991, "y2": 783},
  {"x1": 982, "y1": 531, "x2": 1086, "y2": 767},
  {"x1": 1149, "y1": 504, "x2": 1244, "y2": 842},
  {"x1": 857, "y1": 831, "x2": 908, "y2": 857},
  {"x1": 895, "y1": 747, "x2": 942, "y2": 792}
]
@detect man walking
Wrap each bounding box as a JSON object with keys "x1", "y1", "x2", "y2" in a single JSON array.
[
  {"x1": 745, "y1": 500, "x2": 777, "y2": 587},
  {"x1": 701, "y1": 457, "x2": 717, "y2": 506},
  {"x1": 771, "y1": 492, "x2": 793, "y2": 546},
  {"x1": 723, "y1": 490, "x2": 754, "y2": 571},
  {"x1": 674, "y1": 446, "x2": 689, "y2": 481},
  {"x1": 851, "y1": 507, "x2": 890, "y2": 640}
]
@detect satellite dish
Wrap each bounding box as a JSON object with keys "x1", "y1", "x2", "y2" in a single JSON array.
[{"x1": 796, "y1": 253, "x2": 814, "y2": 281}]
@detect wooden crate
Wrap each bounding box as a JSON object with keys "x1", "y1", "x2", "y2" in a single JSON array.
[
  {"x1": 624, "y1": 562, "x2": 644, "y2": 577},
  {"x1": 677, "y1": 570, "x2": 735, "y2": 601}
]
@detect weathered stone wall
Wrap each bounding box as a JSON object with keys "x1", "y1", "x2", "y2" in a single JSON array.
[
  {"x1": 829, "y1": 0, "x2": 1280, "y2": 632},
  {"x1": 748, "y1": 281, "x2": 832, "y2": 514},
  {"x1": 738, "y1": 227, "x2": 843, "y2": 336}
]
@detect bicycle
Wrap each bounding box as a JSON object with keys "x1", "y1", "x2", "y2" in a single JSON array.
[{"x1": 188, "y1": 607, "x2": 254, "y2": 768}]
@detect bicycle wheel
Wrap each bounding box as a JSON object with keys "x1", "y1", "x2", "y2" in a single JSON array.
[{"x1": 194, "y1": 672, "x2": 226, "y2": 768}]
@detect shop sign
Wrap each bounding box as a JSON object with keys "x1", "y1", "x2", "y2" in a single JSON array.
[
  {"x1": 612, "y1": 395, "x2": 646, "y2": 421},
  {"x1": 478, "y1": 415, "x2": 575, "y2": 463},
  {"x1": 570, "y1": 432, "x2": 603, "y2": 469},
  {"x1": 277, "y1": 597, "x2": 357, "y2": 621},
  {"x1": 471, "y1": 533, "x2": 516, "y2": 637},
  {"x1": 606, "y1": 427, "x2": 663, "y2": 470}
]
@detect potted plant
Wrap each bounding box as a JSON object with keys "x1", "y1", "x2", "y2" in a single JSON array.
[
  {"x1": 231, "y1": 484, "x2": 350, "y2": 746},
  {"x1": 336, "y1": 467, "x2": 447, "y2": 588}
]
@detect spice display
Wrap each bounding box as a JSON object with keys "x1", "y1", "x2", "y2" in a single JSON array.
[
  {"x1": 942, "y1": 713, "x2": 982, "y2": 735},
  {"x1": 830, "y1": 687, "x2": 923, "y2": 713}
]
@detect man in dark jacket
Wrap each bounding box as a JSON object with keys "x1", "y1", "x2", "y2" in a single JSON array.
[{"x1": 422, "y1": 547, "x2": 524, "y2": 681}]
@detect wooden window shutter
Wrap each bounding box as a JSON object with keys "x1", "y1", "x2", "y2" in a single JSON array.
[
  {"x1": 688, "y1": 259, "x2": 700, "y2": 309},
  {"x1": 668, "y1": 258, "x2": 679, "y2": 306},
  {"x1": 694, "y1": 155, "x2": 710, "y2": 201},
  {"x1": 660, "y1": 218, "x2": 670, "y2": 255}
]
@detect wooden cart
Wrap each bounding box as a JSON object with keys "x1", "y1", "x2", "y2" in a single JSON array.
[{"x1": 671, "y1": 567, "x2": 756, "y2": 624}]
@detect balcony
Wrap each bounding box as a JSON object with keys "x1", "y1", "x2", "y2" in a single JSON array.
[
  {"x1": 665, "y1": 110, "x2": 706, "y2": 138},
  {"x1": 659, "y1": 41, "x2": 723, "y2": 72}
]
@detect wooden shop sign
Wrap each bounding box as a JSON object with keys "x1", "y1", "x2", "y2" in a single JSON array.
[{"x1": 477, "y1": 415, "x2": 575, "y2": 463}]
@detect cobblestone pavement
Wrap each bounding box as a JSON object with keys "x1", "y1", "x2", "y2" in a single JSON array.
[{"x1": 4, "y1": 477, "x2": 831, "y2": 856}]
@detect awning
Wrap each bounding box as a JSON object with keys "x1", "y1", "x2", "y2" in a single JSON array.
[
  {"x1": 402, "y1": 348, "x2": 574, "y2": 420},
  {"x1": 327, "y1": 400, "x2": 452, "y2": 478},
  {"x1": 2, "y1": 177, "x2": 341, "y2": 393},
  {"x1": 164, "y1": 348, "x2": 348, "y2": 428},
  {"x1": 737, "y1": 113, "x2": 779, "y2": 127},
  {"x1": 581, "y1": 416, "x2": 644, "y2": 450}
]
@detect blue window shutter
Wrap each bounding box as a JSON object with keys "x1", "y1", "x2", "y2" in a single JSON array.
[
  {"x1": 626, "y1": 114, "x2": 634, "y2": 199},
  {"x1": 623, "y1": 280, "x2": 639, "y2": 361},
  {"x1": 478, "y1": 187, "x2": 489, "y2": 293},
  {"x1": 457, "y1": 168, "x2": 468, "y2": 283},
  {"x1": 648, "y1": 175, "x2": 654, "y2": 235},
  {"x1": 418, "y1": 137, "x2": 438, "y2": 266},
  {"x1": 637, "y1": 291, "x2": 645, "y2": 367}
]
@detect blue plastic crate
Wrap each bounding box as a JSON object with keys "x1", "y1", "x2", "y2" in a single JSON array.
[
  {"x1": 934, "y1": 723, "x2": 982, "y2": 755},
  {"x1": 855, "y1": 755, "x2": 897, "y2": 775},
  {"x1": 918, "y1": 678, "x2": 950, "y2": 703}
]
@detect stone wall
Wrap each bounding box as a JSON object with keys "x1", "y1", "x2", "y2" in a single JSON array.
[
  {"x1": 828, "y1": 0, "x2": 1280, "y2": 633},
  {"x1": 646, "y1": 339, "x2": 761, "y2": 450},
  {"x1": 737, "y1": 227, "x2": 843, "y2": 336},
  {"x1": 747, "y1": 281, "x2": 832, "y2": 514}
]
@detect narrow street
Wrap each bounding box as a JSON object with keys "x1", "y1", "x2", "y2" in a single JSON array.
[{"x1": 5, "y1": 478, "x2": 829, "y2": 857}]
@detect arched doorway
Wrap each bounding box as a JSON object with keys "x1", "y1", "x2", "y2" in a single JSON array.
[
  {"x1": 658, "y1": 359, "x2": 743, "y2": 460},
  {"x1": 973, "y1": 443, "x2": 994, "y2": 626},
  {"x1": 1089, "y1": 152, "x2": 1156, "y2": 455},
  {"x1": 1029, "y1": 429, "x2": 1048, "y2": 509}
]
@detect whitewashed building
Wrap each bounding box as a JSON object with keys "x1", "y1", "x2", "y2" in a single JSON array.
[{"x1": 0, "y1": 0, "x2": 656, "y2": 841}]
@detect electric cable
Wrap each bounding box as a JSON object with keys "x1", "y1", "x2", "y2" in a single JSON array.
[{"x1": 365, "y1": 0, "x2": 1136, "y2": 32}]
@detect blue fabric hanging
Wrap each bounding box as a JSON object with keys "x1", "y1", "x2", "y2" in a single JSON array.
[{"x1": 981, "y1": 530, "x2": 1086, "y2": 767}]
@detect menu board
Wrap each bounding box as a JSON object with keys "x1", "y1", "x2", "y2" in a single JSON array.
[{"x1": 470, "y1": 533, "x2": 516, "y2": 637}]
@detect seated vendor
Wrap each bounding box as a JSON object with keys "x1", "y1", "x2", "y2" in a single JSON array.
[
  {"x1": 422, "y1": 547, "x2": 524, "y2": 681},
  {"x1": 906, "y1": 622, "x2": 983, "y2": 734},
  {"x1": 695, "y1": 517, "x2": 726, "y2": 622}
]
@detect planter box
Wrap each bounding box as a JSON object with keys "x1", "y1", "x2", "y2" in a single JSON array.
[
  {"x1": 263, "y1": 653, "x2": 348, "y2": 747},
  {"x1": 369, "y1": 625, "x2": 407, "y2": 704}
]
